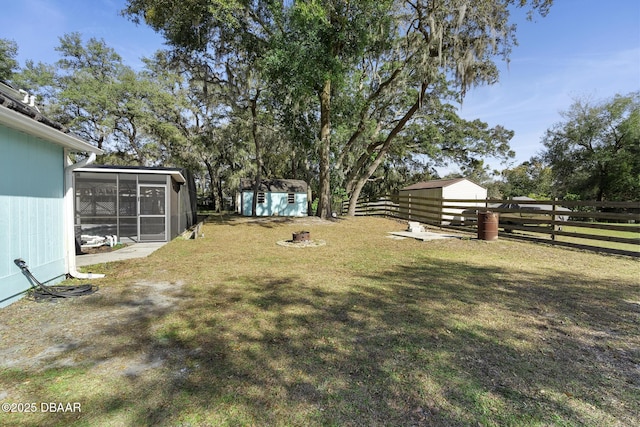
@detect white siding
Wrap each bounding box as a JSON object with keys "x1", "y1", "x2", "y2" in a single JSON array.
[
  {"x1": 441, "y1": 181, "x2": 487, "y2": 224},
  {"x1": 399, "y1": 179, "x2": 487, "y2": 225},
  {"x1": 441, "y1": 180, "x2": 487, "y2": 200}
]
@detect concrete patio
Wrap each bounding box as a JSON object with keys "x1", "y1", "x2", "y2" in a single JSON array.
[{"x1": 76, "y1": 242, "x2": 167, "y2": 266}]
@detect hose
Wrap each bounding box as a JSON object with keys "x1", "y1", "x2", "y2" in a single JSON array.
[{"x1": 14, "y1": 258, "x2": 98, "y2": 301}]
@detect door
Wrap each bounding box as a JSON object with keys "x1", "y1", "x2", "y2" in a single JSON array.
[{"x1": 138, "y1": 184, "x2": 167, "y2": 241}]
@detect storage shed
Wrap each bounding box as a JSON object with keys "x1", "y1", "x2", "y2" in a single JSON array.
[
  {"x1": 238, "y1": 179, "x2": 308, "y2": 217},
  {"x1": 74, "y1": 165, "x2": 197, "y2": 243},
  {"x1": 399, "y1": 178, "x2": 487, "y2": 224},
  {"x1": 0, "y1": 81, "x2": 103, "y2": 307}
]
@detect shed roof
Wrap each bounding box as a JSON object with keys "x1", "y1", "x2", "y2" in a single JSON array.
[
  {"x1": 401, "y1": 178, "x2": 483, "y2": 191},
  {"x1": 0, "y1": 81, "x2": 103, "y2": 154},
  {"x1": 240, "y1": 179, "x2": 308, "y2": 193}
]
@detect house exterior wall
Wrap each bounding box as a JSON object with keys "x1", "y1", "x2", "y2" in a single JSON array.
[
  {"x1": 0, "y1": 126, "x2": 66, "y2": 307},
  {"x1": 242, "y1": 191, "x2": 307, "y2": 217}
]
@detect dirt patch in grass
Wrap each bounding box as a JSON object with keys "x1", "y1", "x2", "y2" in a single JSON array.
[
  {"x1": 79, "y1": 243, "x2": 129, "y2": 255},
  {"x1": 0, "y1": 279, "x2": 185, "y2": 370},
  {"x1": 0, "y1": 215, "x2": 638, "y2": 426}
]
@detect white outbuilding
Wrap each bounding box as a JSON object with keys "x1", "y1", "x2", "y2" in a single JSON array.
[{"x1": 398, "y1": 178, "x2": 487, "y2": 225}]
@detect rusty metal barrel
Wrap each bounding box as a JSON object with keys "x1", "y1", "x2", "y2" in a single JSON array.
[{"x1": 477, "y1": 211, "x2": 499, "y2": 241}]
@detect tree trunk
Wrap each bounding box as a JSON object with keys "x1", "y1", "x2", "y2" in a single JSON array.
[
  {"x1": 212, "y1": 176, "x2": 222, "y2": 212},
  {"x1": 345, "y1": 82, "x2": 428, "y2": 216},
  {"x1": 347, "y1": 176, "x2": 367, "y2": 217},
  {"x1": 250, "y1": 90, "x2": 262, "y2": 216},
  {"x1": 317, "y1": 79, "x2": 332, "y2": 219},
  {"x1": 216, "y1": 177, "x2": 224, "y2": 212},
  {"x1": 204, "y1": 159, "x2": 222, "y2": 212},
  {"x1": 597, "y1": 163, "x2": 607, "y2": 202}
]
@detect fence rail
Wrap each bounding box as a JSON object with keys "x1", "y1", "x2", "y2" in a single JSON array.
[{"x1": 342, "y1": 196, "x2": 640, "y2": 257}]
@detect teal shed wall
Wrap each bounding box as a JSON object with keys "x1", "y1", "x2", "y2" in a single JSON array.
[
  {"x1": 242, "y1": 192, "x2": 307, "y2": 217},
  {"x1": 0, "y1": 125, "x2": 66, "y2": 307}
]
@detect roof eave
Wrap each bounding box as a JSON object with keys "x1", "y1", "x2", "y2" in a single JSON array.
[
  {"x1": 0, "y1": 105, "x2": 103, "y2": 154},
  {"x1": 75, "y1": 166, "x2": 186, "y2": 184},
  {"x1": 401, "y1": 178, "x2": 483, "y2": 191}
]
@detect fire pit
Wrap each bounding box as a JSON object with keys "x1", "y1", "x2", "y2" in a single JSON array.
[
  {"x1": 292, "y1": 231, "x2": 310, "y2": 242},
  {"x1": 277, "y1": 231, "x2": 326, "y2": 248}
]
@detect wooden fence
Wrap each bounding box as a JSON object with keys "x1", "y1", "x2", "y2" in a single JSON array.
[{"x1": 342, "y1": 195, "x2": 640, "y2": 257}]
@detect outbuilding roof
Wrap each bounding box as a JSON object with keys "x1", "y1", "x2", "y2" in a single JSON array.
[
  {"x1": 401, "y1": 178, "x2": 481, "y2": 191},
  {"x1": 75, "y1": 165, "x2": 187, "y2": 184},
  {"x1": 240, "y1": 179, "x2": 308, "y2": 193},
  {"x1": 0, "y1": 81, "x2": 102, "y2": 154}
]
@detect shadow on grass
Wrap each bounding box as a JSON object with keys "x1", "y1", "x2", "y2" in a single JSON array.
[
  {"x1": 204, "y1": 213, "x2": 343, "y2": 229},
  {"x1": 204, "y1": 214, "x2": 298, "y2": 228},
  {"x1": 3, "y1": 258, "x2": 638, "y2": 426}
]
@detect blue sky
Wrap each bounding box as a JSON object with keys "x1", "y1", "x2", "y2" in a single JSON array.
[{"x1": 1, "y1": 0, "x2": 639, "y2": 174}]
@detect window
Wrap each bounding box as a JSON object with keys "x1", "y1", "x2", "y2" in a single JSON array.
[
  {"x1": 257, "y1": 192, "x2": 266, "y2": 204},
  {"x1": 287, "y1": 193, "x2": 295, "y2": 204}
]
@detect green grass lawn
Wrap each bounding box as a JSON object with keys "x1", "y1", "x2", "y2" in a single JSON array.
[
  {"x1": 557, "y1": 223, "x2": 640, "y2": 252},
  {"x1": 1, "y1": 216, "x2": 638, "y2": 426},
  {"x1": 501, "y1": 222, "x2": 639, "y2": 254}
]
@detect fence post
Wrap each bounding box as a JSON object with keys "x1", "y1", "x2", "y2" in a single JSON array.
[{"x1": 551, "y1": 198, "x2": 557, "y2": 241}]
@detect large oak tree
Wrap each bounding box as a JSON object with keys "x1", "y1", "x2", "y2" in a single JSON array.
[
  {"x1": 124, "y1": 0, "x2": 551, "y2": 217},
  {"x1": 541, "y1": 92, "x2": 640, "y2": 201}
]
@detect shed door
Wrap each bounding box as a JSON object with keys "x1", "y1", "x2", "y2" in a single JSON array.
[{"x1": 138, "y1": 184, "x2": 167, "y2": 241}]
